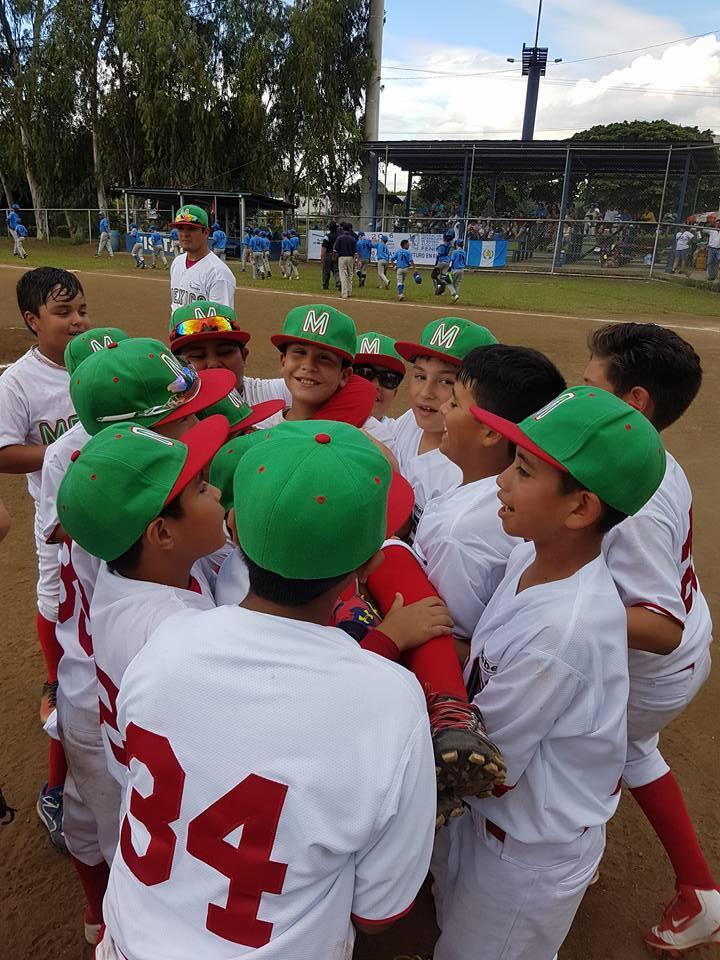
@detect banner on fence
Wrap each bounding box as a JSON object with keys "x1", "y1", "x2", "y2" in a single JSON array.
[
  {"x1": 307, "y1": 230, "x2": 444, "y2": 266},
  {"x1": 467, "y1": 240, "x2": 508, "y2": 268}
]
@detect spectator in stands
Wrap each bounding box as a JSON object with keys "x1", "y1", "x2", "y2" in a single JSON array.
[
  {"x1": 466, "y1": 219, "x2": 481, "y2": 241},
  {"x1": 673, "y1": 226, "x2": 696, "y2": 274},
  {"x1": 704, "y1": 222, "x2": 720, "y2": 281}
]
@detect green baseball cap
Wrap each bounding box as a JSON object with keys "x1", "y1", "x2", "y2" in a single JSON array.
[
  {"x1": 70, "y1": 337, "x2": 235, "y2": 436},
  {"x1": 169, "y1": 300, "x2": 250, "y2": 353},
  {"x1": 270, "y1": 304, "x2": 357, "y2": 362},
  {"x1": 170, "y1": 204, "x2": 209, "y2": 229},
  {"x1": 57, "y1": 415, "x2": 229, "y2": 562},
  {"x1": 233, "y1": 420, "x2": 390, "y2": 578},
  {"x1": 65, "y1": 328, "x2": 131, "y2": 376},
  {"x1": 470, "y1": 386, "x2": 666, "y2": 515},
  {"x1": 395, "y1": 317, "x2": 497, "y2": 365},
  {"x1": 354, "y1": 332, "x2": 406, "y2": 376},
  {"x1": 209, "y1": 429, "x2": 272, "y2": 511},
  {"x1": 197, "y1": 389, "x2": 284, "y2": 438}
]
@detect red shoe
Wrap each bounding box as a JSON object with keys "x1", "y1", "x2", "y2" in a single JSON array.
[
  {"x1": 644, "y1": 885, "x2": 720, "y2": 954},
  {"x1": 426, "y1": 692, "x2": 506, "y2": 804}
]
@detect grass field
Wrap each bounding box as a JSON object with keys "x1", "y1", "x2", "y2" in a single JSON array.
[{"x1": 2, "y1": 238, "x2": 719, "y2": 320}]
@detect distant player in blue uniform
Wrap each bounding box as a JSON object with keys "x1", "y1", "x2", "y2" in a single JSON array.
[
  {"x1": 169, "y1": 226, "x2": 181, "y2": 258},
  {"x1": 149, "y1": 227, "x2": 168, "y2": 269},
  {"x1": 250, "y1": 228, "x2": 265, "y2": 279},
  {"x1": 280, "y1": 231, "x2": 299, "y2": 280},
  {"x1": 14, "y1": 221, "x2": 28, "y2": 259},
  {"x1": 391, "y1": 239, "x2": 414, "y2": 301},
  {"x1": 355, "y1": 231, "x2": 372, "y2": 287},
  {"x1": 373, "y1": 234, "x2": 391, "y2": 289},
  {"x1": 447, "y1": 242, "x2": 467, "y2": 303},
  {"x1": 6, "y1": 204, "x2": 21, "y2": 254},
  {"x1": 211, "y1": 222, "x2": 228, "y2": 261},
  {"x1": 261, "y1": 229, "x2": 272, "y2": 277},
  {"x1": 96, "y1": 211, "x2": 114, "y2": 258},
  {"x1": 241, "y1": 226, "x2": 252, "y2": 272},
  {"x1": 129, "y1": 223, "x2": 146, "y2": 269},
  {"x1": 431, "y1": 231, "x2": 454, "y2": 295}
]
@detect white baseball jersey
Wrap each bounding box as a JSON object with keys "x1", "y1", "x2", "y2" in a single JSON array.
[
  {"x1": 170, "y1": 252, "x2": 236, "y2": 314},
  {"x1": 414, "y1": 476, "x2": 521, "y2": 641},
  {"x1": 215, "y1": 547, "x2": 250, "y2": 606},
  {"x1": 90, "y1": 562, "x2": 215, "y2": 786},
  {"x1": 56, "y1": 537, "x2": 101, "y2": 712},
  {"x1": 466, "y1": 541, "x2": 629, "y2": 844},
  {"x1": 0, "y1": 346, "x2": 77, "y2": 502},
  {"x1": 243, "y1": 377, "x2": 291, "y2": 408},
  {"x1": 101, "y1": 605, "x2": 435, "y2": 960},
  {"x1": 383, "y1": 409, "x2": 461, "y2": 522},
  {"x1": 603, "y1": 452, "x2": 712, "y2": 680},
  {"x1": 363, "y1": 415, "x2": 396, "y2": 445},
  {"x1": 38, "y1": 421, "x2": 91, "y2": 541}
]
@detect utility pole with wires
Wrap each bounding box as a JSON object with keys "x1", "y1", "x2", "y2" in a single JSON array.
[
  {"x1": 507, "y1": 0, "x2": 562, "y2": 141},
  {"x1": 359, "y1": 0, "x2": 384, "y2": 229}
]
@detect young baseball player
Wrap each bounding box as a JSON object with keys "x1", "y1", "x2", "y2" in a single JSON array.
[
  {"x1": 240, "y1": 224, "x2": 252, "y2": 271},
  {"x1": 211, "y1": 222, "x2": 227, "y2": 260},
  {"x1": 149, "y1": 227, "x2": 167, "y2": 269},
  {"x1": 0, "y1": 267, "x2": 89, "y2": 847},
  {"x1": 14, "y1": 220, "x2": 28, "y2": 259},
  {"x1": 6, "y1": 202, "x2": 20, "y2": 253},
  {"x1": 433, "y1": 386, "x2": 666, "y2": 960},
  {"x1": 261, "y1": 228, "x2": 273, "y2": 277},
  {"x1": 94, "y1": 419, "x2": 436, "y2": 960},
  {"x1": 388, "y1": 316, "x2": 497, "y2": 525},
  {"x1": 288, "y1": 228, "x2": 301, "y2": 276},
  {"x1": 95, "y1": 212, "x2": 113, "y2": 258},
  {"x1": 391, "y1": 239, "x2": 415, "y2": 301},
  {"x1": 446, "y1": 241, "x2": 466, "y2": 303},
  {"x1": 354, "y1": 331, "x2": 405, "y2": 424},
  {"x1": 356, "y1": 230, "x2": 372, "y2": 286},
  {"x1": 169, "y1": 205, "x2": 236, "y2": 312},
  {"x1": 44, "y1": 340, "x2": 235, "y2": 945},
  {"x1": 584, "y1": 322, "x2": 719, "y2": 953},
  {"x1": 128, "y1": 224, "x2": 146, "y2": 269},
  {"x1": 414, "y1": 343, "x2": 566, "y2": 645},
  {"x1": 280, "y1": 231, "x2": 298, "y2": 278},
  {"x1": 249, "y1": 227, "x2": 266, "y2": 279},
  {"x1": 373, "y1": 233, "x2": 391, "y2": 289},
  {"x1": 432, "y1": 231, "x2": 454, "y2": 295},
  {"x1": 169, "y1": 225, "x2": 182, "y2": 258}
]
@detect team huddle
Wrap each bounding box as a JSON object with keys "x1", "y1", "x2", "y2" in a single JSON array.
[{"x1": 0, "y1": 211, "x2": 716, "y2": 960}]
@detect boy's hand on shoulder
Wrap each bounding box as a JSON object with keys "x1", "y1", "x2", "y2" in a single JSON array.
[{"x1": 379, "y1": 593, "x2": 453, "y2": 652}]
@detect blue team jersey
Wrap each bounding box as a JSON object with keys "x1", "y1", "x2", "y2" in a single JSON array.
[
  {"x1": 435, "y1": 242, "x2": 451, "y2": 264},
  {"x1": 281, "y1": 238, "x2": 292, "y2": 253},
  {"x1": 129, "y1": 228, "x2": 139, "y2": 240},
  {"x1": 374, "y1": 241, "x2": 390, "y2": 261},
  {"x1": 99, "y1": 217, "x2": 110, "y2": 232},
  {"x1": 243, "y1": 233, "x2": 252, "y2": 247},
  {"x1": 450, "y1": 248, "x2": 466, "y2": 271},
  {"x1": 250, "y1": 236, "x2": 263, "y2": 252},
  {"x1": 290, "y1": 235, "x2": 300, "y2": 251},
  {"x1": 7, "y1": 211, "x2": 19, "y2": 230},
  {"x1": 16, "y1": 223, "x2": 27, "y2": 237},
  {"x1": 212, "y1": 229, "x2": 227, "y2": 250},
  {"x1": 392, "y1": 248, "x2": 414, "y2": 269},
  {"x1": 150, "y1": 231, "x2": 163, "y2": 246},
  {"x1": 262, "y1": 237, "x2": 271, "y2": 251},
  {"x1": 170, "y1": 228, "x2": 179, "y2": 241},
  {"x1": 357, "y1": 238, "x2": 372, "y2": 260}
]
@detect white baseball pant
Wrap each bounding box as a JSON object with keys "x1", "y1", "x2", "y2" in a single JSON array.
[
  {"x1": 338, "y1": 256, "x2": 354, "y2": 297},
  {"x1": 622, "y1": 649, "x2": 712, "y2": 789},
  {"x1": 376, "y1": 259, "x2": 390, "y2": 288},
  {"x1": 252, "y1": 251, "x2": 265, "y2": 278},
  {"x1": 35, "y1": 508, "x2": 60, "y2": 619},
  {"x1": 432, "y1": 807, "x2": 604, "y2": 960},
  {"x1": 96, "y1": 231, "x2": 114, "y2": 257}
]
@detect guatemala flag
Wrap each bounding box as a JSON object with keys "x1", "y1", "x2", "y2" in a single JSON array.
[{"x1": 467, "y1": 240, "x2": 508, "y2": 268}]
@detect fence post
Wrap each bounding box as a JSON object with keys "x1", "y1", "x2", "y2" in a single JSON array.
[
  {"x1": 465, "y1": 144, "x2": 477, "y2": 221},
  {"x1": 551, "y1": 147, "x2": 573, "y2": 273},
  {"x1": 666, "y1": 150, "x2": 691, "y2": 274},
  {"x1": 88, "y1": 209, "x2": 92, "y2": 245},
  {"x1": 649, "y1": 146, "x2": 672, "y2": 280}
]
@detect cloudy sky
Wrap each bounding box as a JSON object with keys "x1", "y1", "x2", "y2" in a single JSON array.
[{"x1": 379, "y1": 0, "x2": 719, "y2": 173}]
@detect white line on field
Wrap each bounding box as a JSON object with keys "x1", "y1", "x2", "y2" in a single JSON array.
[{"x1": 1, "y1": 261, "x2": 718, "y2": 336}]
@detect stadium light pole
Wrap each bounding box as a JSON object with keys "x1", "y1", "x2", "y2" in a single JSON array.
[
  {"x1": 359, "y1": 0, "x2": 384, "y2": 229},
  {"x1": 506, "y1": 0, "x2": 561, "y2": 141}
]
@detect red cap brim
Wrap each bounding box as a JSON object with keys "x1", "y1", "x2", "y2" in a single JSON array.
[
  {"x1": 165, "y1": 414, "x2": 230, "y2": 504},
  {"x1": 169, "y1": 220, "x2": 207, "y2": 229},
  {"x1": 155, "y1": 367, "x2": 236, "y2": 426},
  {"x1": 170, "y1": 329, "x2": 251, "y2": 354},
  {"x1": 270, "y1": 334, "x2": 354, "y2": 362},
  {"x1": 394, "y1": 341, "x2": 462, "y2": 365},
  {"x1": 228, "y1": 399, "x2": 285, "y2": 436},
  {"x1": 353, "y1": 354, "x2": 406, "y2": 377},
  {"x1": 469, "y1": 406, "x2": 568, "y2": 473},
  {"x1": 386, "y1": 472, "x2": 415, "y2": 537}
]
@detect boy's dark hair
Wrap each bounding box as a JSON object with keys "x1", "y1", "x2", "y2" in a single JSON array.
[
  {"x1": 278, "y1": 343, "x2": 351, "y2": 369},
  {"x1": 16, "y1": 268, "x2": 84, "y2": 332},
  {"x1": 400, "y1": 239, "x2": 409, "y2": 247},
  {"x1": 559, "y1": 473, "x2": 627, "y2": 536},
  {"x1": 244, "y1": 553, "x2": 349, "y2": 606},
  {"x1": 107, "y1": 496, "x2": 184, "y2": 577},
  {"x1": 588, "y1": 323, "x2": 702, "y2": 431},
  {"x1": 458, "y1": 344, "x2": 566, "y2": 422}
]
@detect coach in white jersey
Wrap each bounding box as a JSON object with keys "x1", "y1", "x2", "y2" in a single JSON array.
[
  {"x1": 585, "y1": 323, "x2": 719, "y2": 953},
  {"x1": 169, "y1": 205, "x2": 236, "y2": 314},
  {"x1": 433, "y1": 388, "x2": 665, "y2": 960},
  {"x1": 96, "y1": 420, "x2": 435, "y2": 960},
  {"x1": 415, "y1": 344, "x2": 566, "y2": 642}
]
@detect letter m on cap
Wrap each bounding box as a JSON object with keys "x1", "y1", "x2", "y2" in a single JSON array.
[
  {"x1": 429, "y1": 322, "x2": 460, "y2": 350},
  {"x1": 302, "y1": 309, "x2": 330, "y2": 337},
  {"x1": 359, "y1": 336, "x2": 381, "y2": 355}
]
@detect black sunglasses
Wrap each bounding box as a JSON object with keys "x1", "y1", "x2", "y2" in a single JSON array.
[{"x1": 354, "y1": 365, "x2": 404, "y2": 390}]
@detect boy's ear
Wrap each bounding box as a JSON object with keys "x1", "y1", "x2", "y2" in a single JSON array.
[
  {"x1": 339, "y1": 364, "x2": 352, "y2": 388},
  {"x1": 622, "y1": 385, "x2": 654, "y2": 420},
  {"x1": 23, "y1": 311, "x2": 40, "y2": 335},
  {"x1": 565, "y1": 489, "x2": 603, "y2": 531},
  {"x1": 227, "y1": 507, "x2": 239, "y2": 546},
  {"x1": 144, "y1": 515, "x2": 176, "y2": 552}
]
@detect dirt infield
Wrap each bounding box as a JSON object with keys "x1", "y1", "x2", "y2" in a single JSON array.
[{"x1": 0, "y1": 263, "x2": 718, "y2": 959}]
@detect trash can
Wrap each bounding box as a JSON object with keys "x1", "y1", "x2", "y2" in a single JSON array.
[{"x1": 110, "y1": 229, "x2": 121, "y2": 252}]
